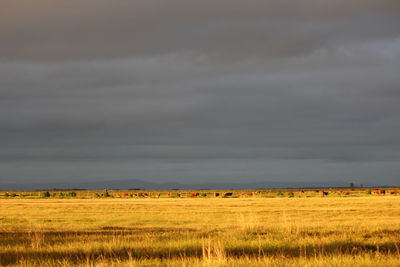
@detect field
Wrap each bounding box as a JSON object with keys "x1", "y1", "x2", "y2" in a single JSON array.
[{"x1": 1, "y1": 190, "x2": 400, "y2": 266}]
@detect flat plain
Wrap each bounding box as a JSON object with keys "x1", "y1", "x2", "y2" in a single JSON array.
[{"x1": 1, "y1": 194, "x2": 400, "y2": 266}]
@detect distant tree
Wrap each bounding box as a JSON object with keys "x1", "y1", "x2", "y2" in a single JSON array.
[{"x1": 349, "y1": 182, "x2": 355, "y2": 188}]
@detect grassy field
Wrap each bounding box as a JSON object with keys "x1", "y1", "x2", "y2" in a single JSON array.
[{"x1": 1, "y1": 196, "x2": 400, "y2": 266}]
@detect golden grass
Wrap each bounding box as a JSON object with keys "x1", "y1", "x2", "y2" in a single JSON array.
[{"x1": 1, "y1": 197, "x2": 400, "y2": 266}]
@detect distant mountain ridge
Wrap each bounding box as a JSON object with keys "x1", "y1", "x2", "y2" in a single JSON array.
[{"x1": 0, "y1": 179, "x2": 382, "y2": 191}]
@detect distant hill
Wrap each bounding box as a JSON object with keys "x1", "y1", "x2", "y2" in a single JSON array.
[{"x1": 0, "y1": 179, "x2": 380, "y2": 191}]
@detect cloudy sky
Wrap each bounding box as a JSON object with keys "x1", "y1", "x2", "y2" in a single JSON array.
[{"x1": 1, "y1": 0, "x2": 400, "y2": 185}]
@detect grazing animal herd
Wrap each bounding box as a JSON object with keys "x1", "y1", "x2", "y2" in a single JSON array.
[
  {"x1": 104, "y1": 189, "x2": 399, "y2": 199},
  {"x1": 110, "y1": 191, "x2": 240, "y2": 198},
  {"x1": 1, "y1": 188, "x2": 399, "y2": 199}
]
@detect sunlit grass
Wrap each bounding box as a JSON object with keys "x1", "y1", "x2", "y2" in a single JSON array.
[{"x1": 1, "y1": 197, "x2": 400, "y2": 266}]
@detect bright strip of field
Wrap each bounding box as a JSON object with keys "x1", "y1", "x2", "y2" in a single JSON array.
[{"x1": 1, "y1": 197, "x2": 400, "y2": 266}]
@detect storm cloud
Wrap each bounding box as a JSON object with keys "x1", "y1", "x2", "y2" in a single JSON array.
[{"x1": 1, "y1": 0, "x2": 400, "y2": 185}]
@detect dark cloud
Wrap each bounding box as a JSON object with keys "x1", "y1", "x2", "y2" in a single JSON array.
[
  {"x1": 1, "y1": 0, "x2": 400, "y2": 60},
  {"x1": 0, "y1": 1, "x2": 399, "y2": 185}
]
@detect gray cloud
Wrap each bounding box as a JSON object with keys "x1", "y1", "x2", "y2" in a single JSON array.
[
  {"x1": 0, "y1": 1, "x2": 400, "y2": 185},
  {"x1": 1, "y1": 0, "x2": 400, "y2": 60}
]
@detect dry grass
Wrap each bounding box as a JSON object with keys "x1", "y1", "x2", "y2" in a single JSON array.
[{"x1": 1, "y1": 197, "x2": 400, "y2": 266}]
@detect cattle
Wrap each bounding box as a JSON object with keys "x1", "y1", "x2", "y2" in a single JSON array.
[
  {"x1": 191, "y1": 192, "x2": 199, "y2": 197},
  {"x1": 390, "y1": 191, "x2": 398, "y2": 195},
  {"x1": 123, "y1": 193, "x2": 129, "y2": 197},
  {"x1": 214, "y1": 192, "x2": 220, "y2": 197},
  {"x1": 155, "y1": 193, "x2": 161, "y2": 198},
  {"x1": 223, "y1": 192, "x2": 233, "y2": 198},
  {"x1": 322, "y1": 191, "x2": 329, "y2": 197},
  {"x1": 301, "y1": 190, "x2": 305, "y2": 194},
  {"x1": 372, "y1": 189, "x2": 386, "y2": 195}
]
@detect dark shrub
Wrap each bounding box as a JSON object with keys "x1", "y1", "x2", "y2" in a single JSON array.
[
  {"x1": 67, "y1": 192, "x2": 77, "y2": 197},
  {"x1": 41, "y1": 191, "x2": 51, "y2": 198}
]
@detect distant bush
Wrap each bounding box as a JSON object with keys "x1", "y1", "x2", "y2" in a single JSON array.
[
  {"x1": 11, "y1": 193, "x2": 17, "y2": 197},
  {"x1": 277, "y1": 192, "x2": 284, "y2": 197},
  {"x1": 4, "y1": 192, "x2": 9, "y2": 197},
  {"x1": 200, "y1": 193, "x2": 207, "y2": 197},
  {"x1": 67, "y1": 192, "x2": 77, "y2": 197},
  {"x1": 41, "y1": 191, "x2": 51, "y2": 198},
  {"x1": 367, "y1": 188, "x2": 372, "y2": 195},
  {"x1": 58, "y1": 193, "x2": 65, "y2": 198},
  {"x1": 104, "y1": 191, "x2": 111, "y2": 197},
  {"x1": 288, "y1": 192, "x2": 294, "y2": 198}
]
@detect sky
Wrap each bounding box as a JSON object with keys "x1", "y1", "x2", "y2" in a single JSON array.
[{"x1": 1, "y1": 0, "x2": 400, "y2": 186}]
